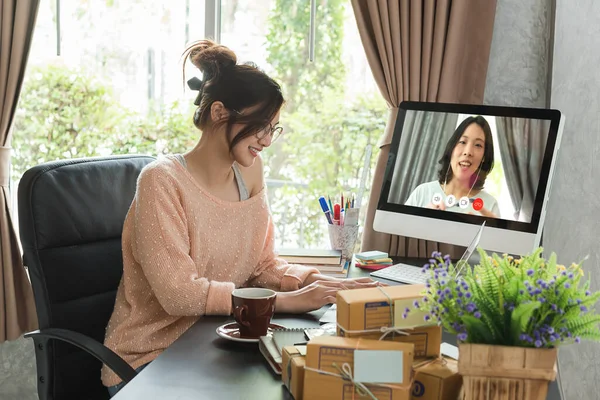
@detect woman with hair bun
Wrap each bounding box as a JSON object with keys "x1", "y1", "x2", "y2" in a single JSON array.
[{"x1": 101, "y1": 40, "x2": 378, "y2": 396}]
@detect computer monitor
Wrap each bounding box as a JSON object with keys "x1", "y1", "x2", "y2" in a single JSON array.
[{"x1": 373, "y1": 101, "x2": 564, "y2": 255}]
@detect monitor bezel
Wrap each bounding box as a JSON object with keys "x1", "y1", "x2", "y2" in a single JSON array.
[{"x1": 377, "y1": 101, "x2": 562, "y2": 234}]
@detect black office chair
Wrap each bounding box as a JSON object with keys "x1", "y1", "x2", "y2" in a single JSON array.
[{"x1": 18, "y1": 155, "x2": 155, "y2": 400}]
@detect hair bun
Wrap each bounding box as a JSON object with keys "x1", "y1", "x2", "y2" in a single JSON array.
[{"x1": 185, "y1": 39, "x2": 237, "y2": 80}]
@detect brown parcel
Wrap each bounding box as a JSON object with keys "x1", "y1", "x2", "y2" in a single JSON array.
[
  {"x1": 282, "y1": 345, "x2": 306, "y2": 400},
  {"x1": 337, "y1": 285, "x2": 440, "y2": 357},
  {"x1": 303, "y1": 336, "x2": 414, "y2": 400},
  {"x1": 411, "y1": 358, "x2": 462, "y2": 400}
]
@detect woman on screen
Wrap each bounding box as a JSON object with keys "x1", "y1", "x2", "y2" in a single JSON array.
[
  {"x1": 101, "y1": 40, "x2": 378, "y2": 395},
  {"x1": 405, "y1": 115, "x2": 500, "y2": 217}
]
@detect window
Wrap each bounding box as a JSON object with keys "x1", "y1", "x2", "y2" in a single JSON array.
[{"x1": 12, "y1": 0, "x2": 385, "y2": 249}]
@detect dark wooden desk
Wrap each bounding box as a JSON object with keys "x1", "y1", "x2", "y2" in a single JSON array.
[{"x1": 113, "y1": 258, "x2": 563, "y2": 399}]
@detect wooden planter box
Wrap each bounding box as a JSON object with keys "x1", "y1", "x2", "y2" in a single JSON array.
[{"x1": 458, "y1": 344, "x2": 557, "y2": 400}]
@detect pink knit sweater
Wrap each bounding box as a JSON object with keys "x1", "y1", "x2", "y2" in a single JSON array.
[{"x1": 101, "y1": 156, "x2": 318, "y2": 386}]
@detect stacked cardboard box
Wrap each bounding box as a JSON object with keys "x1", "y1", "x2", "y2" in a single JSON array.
[
  {"x1": 411, "y1": 357, "x2": 462, "y2": 400},
  {"x1": 303, "y1": 336, "x2": 414, "y2": 400},
  {"x1": 282, "y1": 345, "x2": 306, "y2": 400},
  {"x1": 336, "y1": 285, "x2": 441, "y2": 358}
]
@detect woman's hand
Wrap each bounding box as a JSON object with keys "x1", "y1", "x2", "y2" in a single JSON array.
[
  {"x1": 275, "y1": 275, "x2": 385, "y2": 314},
  {"x1": 303, "y1": 273, "x2": 384, "y2": 288},
  {"x1": 275, "y1": 281, "x2": 345, "y2": 314}
]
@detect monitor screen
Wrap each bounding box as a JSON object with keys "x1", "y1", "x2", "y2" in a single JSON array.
[{"x1": 375, "y1": 102, "x2": 564, "y2": 255}]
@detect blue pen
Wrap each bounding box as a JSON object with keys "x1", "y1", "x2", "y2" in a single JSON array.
[{"x1": 318, "y1": 196, "x2": 334, "y2": 224}]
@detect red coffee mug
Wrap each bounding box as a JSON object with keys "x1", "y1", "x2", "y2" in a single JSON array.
[{"x1": 231, "y1": 288, "x2": 277, "y2": 338}]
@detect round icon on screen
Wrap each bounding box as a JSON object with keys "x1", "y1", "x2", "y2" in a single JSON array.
[
  {"x1": 445, "y1": 195, "x2": 456, "y2": 208},
  {"x1": 473, "y1": 198, "x2": 484, "y2": 211},
  {"x1": 459, "y1": 196, "x2": 470, "y2": 209},
  {"x1": 431, "y1": 193, "x2": 443, "y2": 206}
]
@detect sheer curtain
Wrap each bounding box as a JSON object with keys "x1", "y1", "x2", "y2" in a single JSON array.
[
  {"x1": 352, "y1": 0, "x2": 498, "y2": 257},
  {"x1": 496, "y1": 117, "x2": 549, "y2": 222},
  {"x1": 0, "y1": 0, "x2": 40, "y2": 341},
  {"x1": 388, "y1": 111, "x2": 458, "y2": 203}
]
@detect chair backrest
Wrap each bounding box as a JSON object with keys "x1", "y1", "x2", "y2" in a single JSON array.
[{"x1": 18, "y1": 155, "x2": 155, "y2": 400}]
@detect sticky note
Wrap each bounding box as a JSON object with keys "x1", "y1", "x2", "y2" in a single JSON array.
[{"x1": 353, "y1": 350, "x2": 404, "y2": 384}]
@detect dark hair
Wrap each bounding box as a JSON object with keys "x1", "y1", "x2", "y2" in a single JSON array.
[
  {"x1": 181, "y1": 40, "x2": 284, "y2": 151},
  {"x1": 437, "y1": 115, "x2": 494, "y2": 190}
]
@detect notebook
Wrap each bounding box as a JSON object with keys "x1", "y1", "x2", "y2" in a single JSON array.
[{"x1": 259, "y1": 325, "x2": 336, "y2": 374}]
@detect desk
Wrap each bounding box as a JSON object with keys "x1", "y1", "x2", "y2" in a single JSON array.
[{"x1": 114, "y1": 259, "x2": 563, "y2": 400}]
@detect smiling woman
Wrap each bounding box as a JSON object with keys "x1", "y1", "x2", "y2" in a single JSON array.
[
  {"x1": 405, "y1": 115, "x2": 500, "y2": 218},
  {"x1": 100, "y1": 39, "x2": 380, "y2": 397}
]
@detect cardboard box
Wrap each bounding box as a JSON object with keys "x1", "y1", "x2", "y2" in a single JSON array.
[
  {"x1": 337, "y1": 286, "x2": 438, "y2": 354},
  {"x1": 282, "y1": 345, "x2": 306, "y2": 399},
  {"x1": 340, "y1": 324, "x2": 441, "y2": 359},
  {"x1": 411, "y1": 358, "x2": 462, "y2": 400},
  {"x1": 303, "y1": 336, "x2": 413, "y2": 400}
]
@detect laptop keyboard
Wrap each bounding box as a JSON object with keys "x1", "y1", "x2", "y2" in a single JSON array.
[{"x1": 370, "y1": 263, "x2": 428, "y2": 285}]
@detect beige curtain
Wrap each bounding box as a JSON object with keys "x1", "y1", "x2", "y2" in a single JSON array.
[
  {"x1": 0, "y1": 0, "x2": 40, "y2": 341},
  {"x1": 352, "y1": 0, "x2": 497, "y2": 258}
]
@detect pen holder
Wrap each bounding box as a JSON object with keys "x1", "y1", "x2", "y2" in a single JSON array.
[{"x1": 327, "y1": 224, "x2": 359, "y2": 260}]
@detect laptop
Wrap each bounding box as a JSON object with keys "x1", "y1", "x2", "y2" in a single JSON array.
[{"x1": 370, "y1": 221, "x2": 486, "y2": 284}]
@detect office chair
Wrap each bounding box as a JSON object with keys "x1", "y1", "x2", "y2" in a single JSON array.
[{"x1": 18, "y1": 155, "x2": 155, "y2": 400}]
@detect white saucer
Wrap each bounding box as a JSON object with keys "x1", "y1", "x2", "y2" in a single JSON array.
[{"x1": 215, "y1": 322, "x2": 285, "y2": 343}]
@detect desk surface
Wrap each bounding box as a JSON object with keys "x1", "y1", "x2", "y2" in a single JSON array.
[{"x1": 114, "y1": 258, "x2": 563, "y2": 400}]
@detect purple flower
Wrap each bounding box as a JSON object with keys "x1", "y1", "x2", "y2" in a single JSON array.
[
  {"x1": 444, "y1": 254, "x2": 452, "y2": 262},
  {"x1": 586, "y1": 290, "x2": 591, "y2": 296},
  {"x1": 519, "y1": 334, "x2": 528, "y2": 341},
  {"x1": 581, "y1": 305, "x2": 588, "y2": 312},
  {"x1": 568, "y1": 273, "x2": 574, "y2": 279},
  {"x1": 422, "y1": 297, "x2": 429, "y2": 303},
  {"x1": 527, "y1": 269, "x2": 535, "y2": 276},
  {"x1": 536, "y1": 279, "x2": 543, "y2": 285},
  {"x1": 474, "y1": 311, "x2": 482, "y2": 319},
  {"x1": 551, "y1": 304, "x2": 558, "y2": 311},
  {"x1": 564, "y1": 283, "x2": 571, "y2": 289},
  {"x1": 519, "y1": 290, "x2": 525, "y2": 295},
  {"x1": 444, "y1": 288, "x2": 451, "y2": 295},
  {"x1": 422, "y1": 263, "x2": 430, "y2": 269},
  {"x1": 466, "y1": 303, "x2": 477, "y2": 313},
  {"x1": 534, "y1": 340, "x2": 543, "y2": 348},
  {"x1": 575, "y1": 337, "x2": 581, "y2": 343},
  {"x1": 404, "y1": 307, "x2": 410, "y2": 314},
  {"x1": 465, "y1": 292, "x2": 472, "y2": 299},
  {"x1": 457, "y1": 298, "x2": 462, "y2": 304},
  {"x1": 458, "y1": 291, "x2": 464, "y2": 298},
  {"x1": 457, "y1": 332, "x2": 468, "y2": 341},
  {"x1": 402, "y1": 313, "x2": 408, "y2": 319},
  {"x1": 424, "y1": 315, "x2": 431, "y2": 322},
  {"x1": 413, "y1": 300, "x2": 420, "y2": 308}
]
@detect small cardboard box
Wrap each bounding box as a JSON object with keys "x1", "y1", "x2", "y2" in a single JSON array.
[
  {"x1": 282, "y1": 345, "x2": 306, "y2": 399},
  {"x1": 341, "y1": 324, "x2": 442, "y2": 359},
  {"x1": 303, "y1": 336, "x2": 413, "y2": 400},
  {"x1": 336, "y1": 286, "x2": 438, "y2": 353},
  {"x1": 411, "y1": 358, "x2": 462, "y2": 400}
]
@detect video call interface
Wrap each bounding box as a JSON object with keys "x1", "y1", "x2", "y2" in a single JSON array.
[{"x1": 387, "y1": 110, "x2": 552, "y2": 223}]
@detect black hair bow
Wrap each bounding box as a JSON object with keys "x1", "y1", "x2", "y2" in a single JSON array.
[{"x1": 187, "y1": 77, "x2": 204, "y2": 105}]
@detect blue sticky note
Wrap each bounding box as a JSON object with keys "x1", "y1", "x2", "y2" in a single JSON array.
[{"x1": 353, "y1": 350, "x2": 404, "y2": 384}]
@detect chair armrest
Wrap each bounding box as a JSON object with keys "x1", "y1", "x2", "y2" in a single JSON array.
[{"x1": 25, "y1": 328, "x2": 137, "y2": 383}]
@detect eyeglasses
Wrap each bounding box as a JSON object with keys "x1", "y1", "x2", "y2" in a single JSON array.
[
  {"x1": 228, "y1": 107, "x2": 284, "y2": 143},
  {"x1": 256, "y1": 123, "x2": 284, "y2": 143}
]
